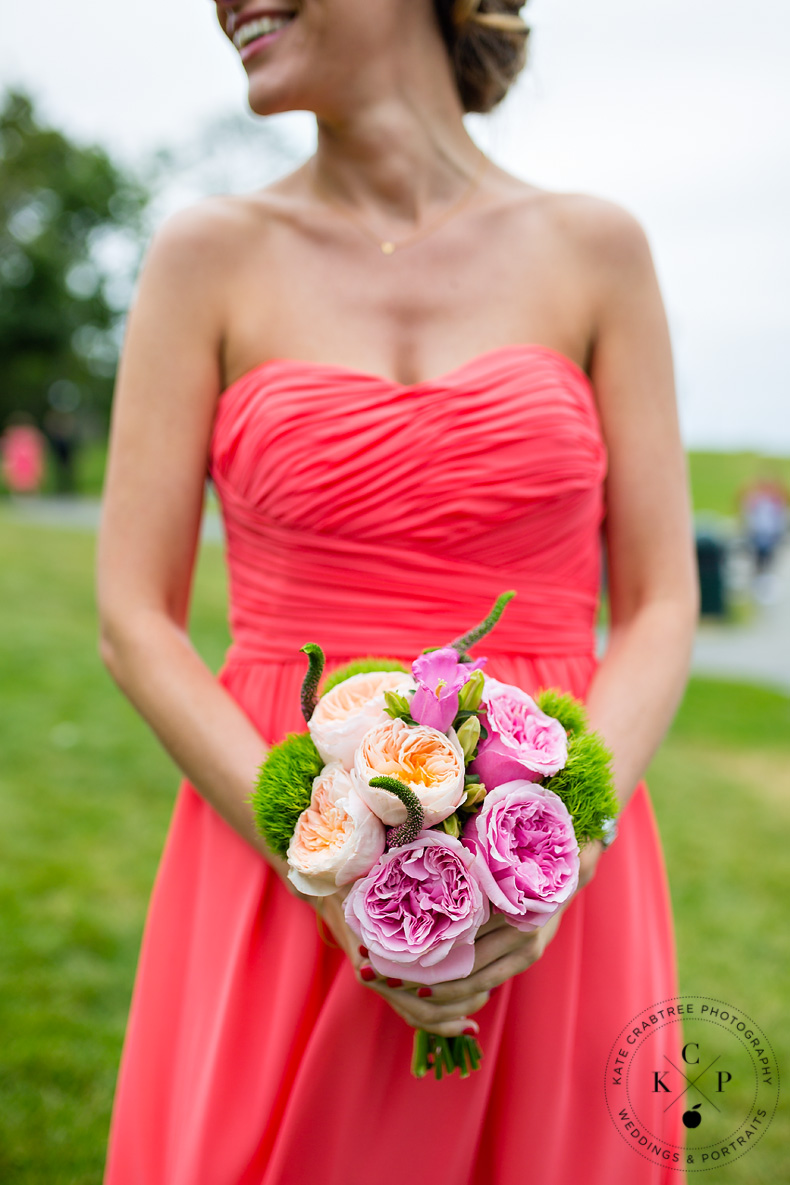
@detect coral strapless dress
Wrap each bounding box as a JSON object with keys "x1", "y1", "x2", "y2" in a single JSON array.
[{"x1": 104, "y1": 344, "x2": 683, "y2": 1184}]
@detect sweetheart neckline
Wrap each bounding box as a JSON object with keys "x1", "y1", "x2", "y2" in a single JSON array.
[{"x1": 217, "y1": 342, "x2": 594, "y2": 405}]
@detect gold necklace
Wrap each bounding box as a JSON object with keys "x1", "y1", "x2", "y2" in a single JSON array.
[{"x1": 311, "y1": 149, "x2": 490, "y2": 255}]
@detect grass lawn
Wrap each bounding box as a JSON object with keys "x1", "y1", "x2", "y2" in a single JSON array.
[
  {"x1": 0, "y1": 514, "x2": 788, "y2": 1183},
  {"x1": 687, "y1": 451, "x2": 790, "y2": 520}
]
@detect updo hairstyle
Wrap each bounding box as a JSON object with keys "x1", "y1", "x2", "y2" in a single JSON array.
[{"x1": 433, "y1": 0, "x2": 531, "y2": 114}]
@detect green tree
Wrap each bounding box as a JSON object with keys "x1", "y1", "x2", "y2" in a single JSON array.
[{"x1": 0, "y1": 89, "x2": 148, "y2": 432}]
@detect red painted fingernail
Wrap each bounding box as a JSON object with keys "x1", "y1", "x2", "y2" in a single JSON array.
[
  {"x1": 463, "y1": 1026, "x2": 477, "y2": 1036},
  {"x1": 386, "y1": 977, "x2": 403, "y2": 988},
  {"x1": 360, "y1": 965, "x2": 376, "y2": 982},
  {"x1": 417, "y1": 986, "x2": 432, "y2": 998},
  {"x1": 358, "y1": 945, "x2": 368, "y2": 957}
]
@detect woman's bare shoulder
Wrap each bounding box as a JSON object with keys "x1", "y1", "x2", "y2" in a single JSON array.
[
  {"x1": 140, "y1": 192, "x2": 275, "y2": 280},
  {"x1": 508, "y1": 174, "x2": 652, "y2": 264},
  {"x1": 130, "y1": 189, "x2": 295, "y2": 358},
  {"x1": 488, "y1": 167, "x2": 655, "y2": 305},
  {"x1": 540, "y1": 187, "x2": 654, "y2": 283}
]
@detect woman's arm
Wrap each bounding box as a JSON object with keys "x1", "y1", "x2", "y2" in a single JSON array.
[
  {"x1": 96, "y1": 201, "x2": 291, "y2": 881},
  {"x1": 583, "y1": 199, "x2": 699, "y2": 813}
]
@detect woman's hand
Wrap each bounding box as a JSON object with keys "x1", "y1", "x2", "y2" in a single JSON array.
[
  {"x1": 315, "y1": 887, "x2": 491, "y2": 1039},
  {"x1": 577, "y1": 836, "x2": 605, "y2": 891},
  {"x1": 316, "y1": 841, "x2": 604, "y2": 1037},
  {"x1": 348, "y1": 838, "x2": 606, "y2": 1033},
  {"x1": 428, "y1": 838, "x2": 605, "y2": 1003}
]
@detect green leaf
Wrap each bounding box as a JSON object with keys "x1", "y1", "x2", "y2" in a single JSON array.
[{"x1": 382, "y1": 689, "x2": 416, "y2": 722}]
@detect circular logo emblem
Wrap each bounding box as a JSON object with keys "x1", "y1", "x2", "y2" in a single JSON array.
[{"x1": 604, "y1": 995, "x2": 779, "y2": 1172}]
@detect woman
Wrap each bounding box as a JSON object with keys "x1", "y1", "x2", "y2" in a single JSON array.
[{"x1": 96, "y1": 0, "x2": 699, "y2": 1181}]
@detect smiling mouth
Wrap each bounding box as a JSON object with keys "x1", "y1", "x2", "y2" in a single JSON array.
[{"x1": 232, "y1": 12, "x2": 297, "y2": 52}]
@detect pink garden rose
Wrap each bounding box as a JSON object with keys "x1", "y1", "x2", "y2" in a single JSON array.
[
  {"x1": 286, "y1": 762, "x2": 386, "y2": 897},
  {"x1": 463, "y1": 780, "x2": 579, "y2": 931},
  {"x1": 343, "y1": 831, "x2": 489, "y2": 984},
  {"x1": 470, "y1": 677, "x2": 568, "y2": 788}
]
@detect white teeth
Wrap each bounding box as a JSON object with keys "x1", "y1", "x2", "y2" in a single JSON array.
[{"x1": 233, "y1": 14, "x2": 294, "y2": 50}]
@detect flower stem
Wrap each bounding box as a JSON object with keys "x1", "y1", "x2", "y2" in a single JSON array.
[
  {"x1": 410, "y1": 1030, "x2": 484, "y2": 1080},
  {"x1": 412, "y1": 1028, "x2": 431, "y2": 1078}
]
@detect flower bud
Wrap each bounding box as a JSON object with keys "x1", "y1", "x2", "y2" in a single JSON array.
[
  {"x1": 460, "y1": 780, "x2": 487, "y2": 811},
  {"x1": 455, "y1": 714, "x2": 481, "y2": 761},
  {"x1": 458, "y1": 669, "x2": 485, "y2": 713},
  {"x1": 440, "y1": 813, "x2": 461, "y2": 838}
]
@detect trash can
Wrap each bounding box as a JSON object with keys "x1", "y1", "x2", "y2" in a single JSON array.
[{"x1": 696, "y1": 531, "x2": 728, "y2": 617}]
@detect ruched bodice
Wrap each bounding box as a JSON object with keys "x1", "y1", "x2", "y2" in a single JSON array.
[
  {"x1": 106, "y1": 342, "x2": 683, "y2": 1185},
  {"x1": 208, "y1": 343, "x2": 607, "y2": 663}
]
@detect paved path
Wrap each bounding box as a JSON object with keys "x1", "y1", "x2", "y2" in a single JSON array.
[
  {"x1": 689, "y1": 544, "x2": 790, "y2": 693},
  {"x1": 1, "y1": 493, "x2": 224, "y2": 543},
  {"x1": 4, "y1": 494, "x2": 789, "y2": 695}
]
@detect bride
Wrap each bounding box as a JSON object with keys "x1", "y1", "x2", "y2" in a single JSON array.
[{"x1": 97, "y1": 1, "x2": 699, "y2": 1181}]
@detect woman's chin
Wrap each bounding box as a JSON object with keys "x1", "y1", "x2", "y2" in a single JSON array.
[
  {"x1": 244, "y1": 69, "x2": 313, "y2": 118},
  {"x1": 246, "y1": 81, "x2": 300, "y2": 118}
]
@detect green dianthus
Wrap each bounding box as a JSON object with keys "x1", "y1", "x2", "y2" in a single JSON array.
[
  {"x1": 535, "y1": 688, "x2": 589, "y2": 735},
  {"x1": 320, "y1": 656, "x2": 408, "y2": 696},
  {"x1": 250, "y1": 731, "x2": 322, "y2": 858},
  {"x1": 546, "y1": 729, "x2": 619, "y2": 845}
]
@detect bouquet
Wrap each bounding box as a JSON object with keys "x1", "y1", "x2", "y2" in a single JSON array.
[{"x1": 251, "y1": 591, "x2": 619, "y2": 1080}]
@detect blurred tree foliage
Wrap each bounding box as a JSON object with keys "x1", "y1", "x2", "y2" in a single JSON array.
[{"x1": 0, "y1": 89, "x2": 148, "y2": 432}]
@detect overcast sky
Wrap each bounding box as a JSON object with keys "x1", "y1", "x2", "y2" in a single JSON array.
[{"x1": 2, "y1": 0, "x2": 788, "y2": 452}]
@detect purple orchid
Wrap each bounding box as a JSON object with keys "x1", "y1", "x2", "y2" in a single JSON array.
[{"x1": 410, "y1": 646, "x2": 487, "y2": 733}]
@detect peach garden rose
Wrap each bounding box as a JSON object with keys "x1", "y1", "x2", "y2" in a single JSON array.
[
  {"x1": 307, "y1": 670, "x2": 416, "y2": 771},
  {"x1": 352, "y1": 716, "x2": 466, "y2": 828},
  {"x1": 286, "y1": 762, "x2": 386, "y2": 897}
]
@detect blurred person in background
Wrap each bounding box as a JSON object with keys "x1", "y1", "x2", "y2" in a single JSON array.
[
  {"x1": 739, "y1": 477, "x2": 789, "y2": 604},
  {"x1": 43, "y1": 404, "x2": 80, "y2": 495},
  {"x1": 0, "y1": 413, "x2": 46, "y2": 494}
]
